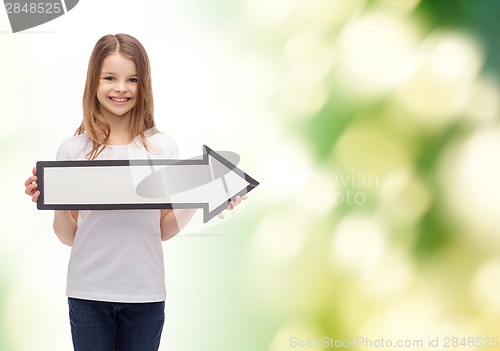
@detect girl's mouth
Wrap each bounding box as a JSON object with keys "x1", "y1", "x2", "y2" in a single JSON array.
[{"x1": 109, "y1": 97, "x2": 131, "y2": 103}]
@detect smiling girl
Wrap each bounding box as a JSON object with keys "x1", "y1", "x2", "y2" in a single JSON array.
[{"x1": 24, "y1": 33, "x2": 243, "y2": 351}]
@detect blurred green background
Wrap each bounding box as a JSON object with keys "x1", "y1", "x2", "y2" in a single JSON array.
[{"x1": 1, "y1": 0, "x2": 500, "y2": 350}]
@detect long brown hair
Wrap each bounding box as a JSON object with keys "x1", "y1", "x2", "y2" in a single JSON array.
[{"x1": 76, "y1": 34, "x2": 155, "y2": 159}]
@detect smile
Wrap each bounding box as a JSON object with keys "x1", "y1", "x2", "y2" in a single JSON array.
[{"x1": 109, "y1": 97, "x2": 131, "y2": 103}]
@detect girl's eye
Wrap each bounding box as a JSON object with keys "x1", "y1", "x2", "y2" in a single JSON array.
[
  {"x1": 129, "y1": 78, "x2": 138, "y2": 83},
  {"x1": 103, "y1": 76, "x2": 114, "y2": 81}
]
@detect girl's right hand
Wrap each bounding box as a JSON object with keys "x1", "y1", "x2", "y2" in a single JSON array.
[{"x1": 25, "y1": 167, "x2": 40, "y2": 202}]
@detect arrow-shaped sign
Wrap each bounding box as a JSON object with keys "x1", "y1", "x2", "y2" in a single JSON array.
[{"x1": 36, "y1": 145, "x2": 259, "y2": 222}]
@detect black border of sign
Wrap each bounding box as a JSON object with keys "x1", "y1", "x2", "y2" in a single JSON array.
[{"x1": 36, "y1": 145, "x2": 259, "y2": 223}]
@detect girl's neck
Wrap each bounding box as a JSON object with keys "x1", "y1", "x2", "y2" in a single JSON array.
[
  {"x1": 105, "y1": 113, "x2": 133, "y2": 146},
  {"x1": 108, "y1": 130, "x2": 133, "y2": 146}
]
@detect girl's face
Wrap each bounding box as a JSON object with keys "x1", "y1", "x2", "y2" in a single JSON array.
[{"x1": 97, "y1": 52, "x2": 138, "y2": 121}]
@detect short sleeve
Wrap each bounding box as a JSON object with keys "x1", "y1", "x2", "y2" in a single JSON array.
[
  {"x1": 55, "y1": 138, "x2": 73, "y2": 161},
  {"x1": 149, "y1": 132, "x2": 178, "y2": 159},
  {"x1": 164, "y1": 134, "x2": 179, "y2": 159}
]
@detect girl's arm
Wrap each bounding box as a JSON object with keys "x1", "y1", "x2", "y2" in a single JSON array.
[
  {"x1": 53, "y1": 210, "x2": 78, "y2": 247},
  {"x1": 159, "y1": 195, "x2": 246, "y2": 241},
  {"x1": 160, "y1": 209, "x2": 196, "y2": 241}
]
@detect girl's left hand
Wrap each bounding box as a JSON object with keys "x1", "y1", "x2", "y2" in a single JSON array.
[{"x1": 217, "y1": 195, "x2": 247, "y2": 219}]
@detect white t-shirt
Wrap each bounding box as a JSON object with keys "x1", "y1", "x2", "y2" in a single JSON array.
[{"x1": 56, "y1": 129, "x2": 178, "y2": 303}]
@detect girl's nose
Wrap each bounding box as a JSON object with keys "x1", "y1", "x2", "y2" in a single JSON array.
[{"x1": 115, "y1": 81, "x2": 128, "y2": 93}]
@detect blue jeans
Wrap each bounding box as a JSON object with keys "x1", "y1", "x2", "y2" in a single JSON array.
[{"x1": 68, "y1": 298, "x2": 165, "y2": 351}]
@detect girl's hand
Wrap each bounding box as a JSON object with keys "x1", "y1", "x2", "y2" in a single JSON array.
[
  {"x1": 24, "y1": 167, "x2": 40, "y2": 202},
  {"x1": 217, "y1": 195, "x2": 247, "y2": 219}
]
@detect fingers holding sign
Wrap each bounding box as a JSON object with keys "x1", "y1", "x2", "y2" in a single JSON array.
[
  {"x1": 217, "y1": 195, "x2": 247, "y2": 219},
  {"x1": 24, "y1": 167, "x2": 40, "y2": 202}
]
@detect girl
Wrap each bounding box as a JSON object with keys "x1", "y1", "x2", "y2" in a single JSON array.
[{"x1": 24, "y1": 33, "x2": 243, "y2": 351}]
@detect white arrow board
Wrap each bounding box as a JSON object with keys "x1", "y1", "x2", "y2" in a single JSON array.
[{"x1": 36, "y1": 145, "x2": 259, "y2": 222}]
